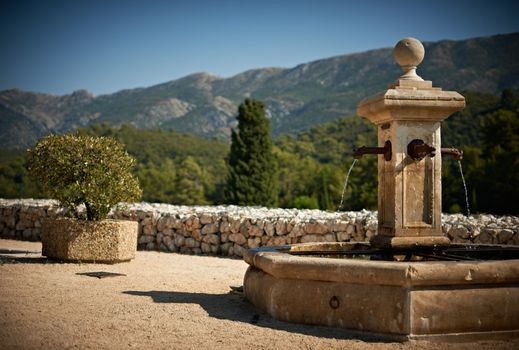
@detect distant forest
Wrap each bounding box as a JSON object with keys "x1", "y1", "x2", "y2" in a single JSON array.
[{"x1": 0, "y1": 89, "x2": 517, "y2": 215}]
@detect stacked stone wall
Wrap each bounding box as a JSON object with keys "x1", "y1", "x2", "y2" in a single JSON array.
[{"x1": 1, "y1": 199, "x2": 518, "y2": 257}]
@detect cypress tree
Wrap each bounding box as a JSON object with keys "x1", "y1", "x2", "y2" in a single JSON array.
[{"x1": 225, "y1": 98, "x2": 278, "y2": 206}]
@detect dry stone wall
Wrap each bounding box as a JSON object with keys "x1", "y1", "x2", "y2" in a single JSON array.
[{"x1": 1, "y1": 199, "x2": 518, "y2": 257}]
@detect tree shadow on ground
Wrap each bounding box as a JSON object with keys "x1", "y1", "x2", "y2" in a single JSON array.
[
  {"x1": 123, "y1": 290, "x2": 396, "y2": 343},
  {"x1": 0, "y1": 254, "x2": 55, "y2": 264}
]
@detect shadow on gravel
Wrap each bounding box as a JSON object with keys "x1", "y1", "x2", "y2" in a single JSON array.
[
  {"x1": 123, "y1": 290, "x2": 394, "y2": 343},
  {"x1": 0, "y1": 255, "x2": 54, "y2": 264},
  {"x1": 0, "y1": 249, "x2": 41, "y2": 254}
]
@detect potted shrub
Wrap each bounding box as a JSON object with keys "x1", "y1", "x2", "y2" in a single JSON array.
[{"x1": 28, "y1": 133, "x2": 142, "y2": 263}]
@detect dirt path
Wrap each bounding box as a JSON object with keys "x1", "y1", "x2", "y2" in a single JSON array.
[{"x1": 0, "y1": 239, "x2": 517, "y2": 350}]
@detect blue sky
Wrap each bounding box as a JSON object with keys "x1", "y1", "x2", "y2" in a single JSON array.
[{"x1": 1, "y1": 0, "x2": 518, "y2": 96}]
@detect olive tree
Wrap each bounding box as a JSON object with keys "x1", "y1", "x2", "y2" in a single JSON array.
[{"x1": 28, "y1": 134, "x2": 142, "y2": 220}]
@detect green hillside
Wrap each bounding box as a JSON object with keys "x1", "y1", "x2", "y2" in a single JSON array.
[{"x1": 1, "y1": 89, "x2": 517, "y2": 214}]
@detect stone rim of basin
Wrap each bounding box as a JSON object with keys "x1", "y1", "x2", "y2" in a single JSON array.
[{"x1": 244, "y1": 242, "x2": 519, "y2": 286}]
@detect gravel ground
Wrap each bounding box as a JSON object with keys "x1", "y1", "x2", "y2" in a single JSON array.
[{"x1": 0, "y1": 239, "x2": 517, "y2": 350}]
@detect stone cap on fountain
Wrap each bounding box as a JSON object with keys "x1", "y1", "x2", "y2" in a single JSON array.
[{"x1": 357, "y1": 37, "x2": 465, "y2": 125}]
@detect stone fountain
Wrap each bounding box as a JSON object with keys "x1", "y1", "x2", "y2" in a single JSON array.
[{"x1": 243, "y1": 38, "x2": 519, "y2": 341}]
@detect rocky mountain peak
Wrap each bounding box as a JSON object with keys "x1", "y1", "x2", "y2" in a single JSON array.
[
  {"x1": 0, "y1": 32, "x2": 517, "y2": 149},
  {"x1": 69, "y1": 89, "x2": 95, "y2": 102}
]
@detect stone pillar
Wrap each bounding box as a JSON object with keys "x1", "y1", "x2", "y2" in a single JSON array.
[{"x1": 357, "y1": 38, "x2": 465, "y2": 248}]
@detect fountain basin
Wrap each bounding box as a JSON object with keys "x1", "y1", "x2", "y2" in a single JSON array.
[{"x1": 243, "y1": 242, "x2": 519, "y2": 341}]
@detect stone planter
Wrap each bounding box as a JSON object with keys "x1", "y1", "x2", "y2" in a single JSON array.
[{"x1": 42, "y1": 218, "x2": 138, "y2": 263}]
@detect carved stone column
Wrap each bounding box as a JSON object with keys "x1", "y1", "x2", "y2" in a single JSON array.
[{"x1": 357, "y1": 38, "x2": 465, "y2": 248}]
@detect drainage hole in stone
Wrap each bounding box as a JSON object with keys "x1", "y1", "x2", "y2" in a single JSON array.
[{"x1": 329, "y1": 296, "x2": 340, "y2": 309}]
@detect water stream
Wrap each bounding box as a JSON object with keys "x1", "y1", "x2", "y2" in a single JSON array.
[
  {"x1": 337, "y1": 159, "x2": 357, "y2": 211},
  {"x1": 457, "y1": 160, "x2": 470, "y2": 217}
]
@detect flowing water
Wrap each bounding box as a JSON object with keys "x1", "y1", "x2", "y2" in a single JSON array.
[
  {"x1": 457, "y1": 160, "x2": 470, "y2": 217},
  {"x1": 337, "y1": 159, "x2": 357, "y2": 211}
]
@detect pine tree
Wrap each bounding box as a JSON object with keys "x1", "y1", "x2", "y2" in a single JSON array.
[
  {"x1": 225, "y1": 99, "x2": 278, "y2": 206},
  {"x1": 175, "y1": 156, "x2": 208, "y2": 205}
]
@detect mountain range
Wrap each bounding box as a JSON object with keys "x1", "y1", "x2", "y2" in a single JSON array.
[{"x1": 1, "y1": 32, "x2": 518, "y2": 149}]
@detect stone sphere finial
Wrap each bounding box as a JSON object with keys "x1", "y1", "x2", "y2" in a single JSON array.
[{"x1": 394, "y1": 37, "x2": 424, "y2": 81}]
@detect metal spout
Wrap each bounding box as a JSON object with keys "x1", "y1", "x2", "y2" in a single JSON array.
[
  {"x1": 441, "y1": 148, "x2": 463, "y2": 160},
  {"x1": 407, "y1": 139, "x2": 436, "y2": 160},
  {"x1": 353, "y1": 140, "x2": 392, "y2": 161}
]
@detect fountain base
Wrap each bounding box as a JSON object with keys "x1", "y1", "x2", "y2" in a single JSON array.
[
  {"x1": 370, "y1": 235, "x2": 451, "y2": 249},
  {"x1": 243, "y1": 242, "x2": 519, "y2": 341}
]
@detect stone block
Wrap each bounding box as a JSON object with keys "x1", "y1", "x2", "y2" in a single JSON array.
[
  {"x1": 247, "y1": 237, "x2": 261, "y2": 249},
  {"x1": 185, "y1": 216, "x2": 201, "y2": 230},
  {"x1": 138, "y1": 235, "x2": 154, "y2": 244},
  {"x1": 324, "y1": 233, "x2": 336, "y2": 242},
  {"x1": 268, "y1": 236, "x2": 286, "y2": 246},
  {"x1": 275, "y1": 220, "x2": 287, "y2": 235},
  {"x1": 201, "y1": 242, "x2": 211, "y2": 253},
  {"x1": 219, "y1": 221, "x2": 232, "y2": 233},
  {"x1": 199, "y1": 214, "x2": 213, "y2": 225},
  {"x1": 305, "y1": 221, "x2": 329, "y2": 235},
  {"x1": 332, "y1": 221, "x2": 348, "y2": 232},
  {"x1": 300, "y1": 235, "x2": 318, "y2": 243},
  {"x1": 179, "y1": 246, "x2": 191, "y2": 254},
  {"x1": 185, "y1": 237, "x2": 200, "y2": 248},
  {"x1": 288, "y1": 224, "x2": 305, "y2": 237},
  {"x1": 473, "y1": 229, "x2": 497, "y2": 244},
  {"x1": 210, "y1": 244, "x2": 220, "y2": 254},
  {"x1": 191, "y1": 229, "x2": 203, "y2": 241},
  {"x1": 497, "y1": 229, "x2": 514, "y2": 244},
  {"x1": 337, "y1": 232, "x2": 351, "y2": 242},
  {"x1": 220, "y1": 242, "x2": 232, "y2": 255},
  {"x1": 201, "y1": 223, "x2": 219, "y2": 235},
  {"x1": 162, "y1": 228, "x2": 174, "y2": 236},
  {"x1": 156, "y1": 232, "x2": 164, "y2": 244},
  {"x1": 159, "y1": 243, "x2": 168, "y2": 252},
  {"x1": 174, "y1": 234, "x2": 185, "y2": 247},
  {"x1": 156, "y1": 216, "x2": 168, "y2": 232},
  {"x1": 239, "y1": 221, "x2": 251, "y2": 238},
  {"x1": 264, "y1": 222, "x2": 275, "y2": 236},
  {"x1": 41, "y1": 218, "x2": 138, "y2": 263},
  {"x1": 202, "y1": 233, "x2": 219, "y2": 245},
  {"x1": 448, "y1": 226, "x2": 469, "y2": 240},
  {"x1": 233, "y1": 244, "x2": 245, "y2": 257},
  {"x1": 162, "y1": 235, "x2": 172, "y2": 246},
  {"x1": 248, "y1": 225, "x2": 263, "y2": 237},
  {"x1": 142, "y1": 224, "x2": 156, "y2": 236},
  {"x1": 229, "y1": 233, "x2": 247, "y2": 245},
  {"x1": 229, "y1": 218, "x2": 241, "y2": 234}
]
